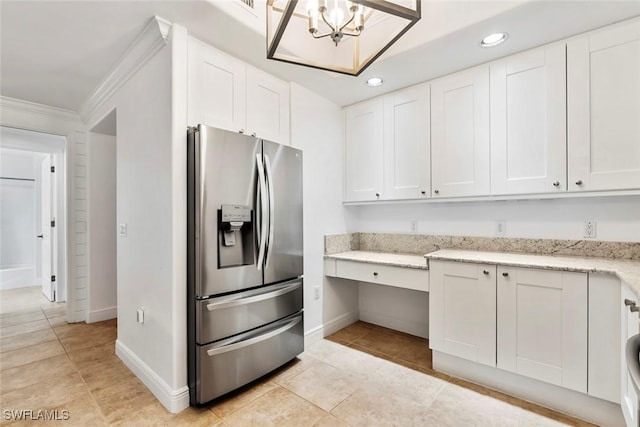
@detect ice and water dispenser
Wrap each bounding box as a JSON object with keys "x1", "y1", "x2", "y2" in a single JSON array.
[{"x1": 218, "y1": 205, "x2": 254, "y2": 268}]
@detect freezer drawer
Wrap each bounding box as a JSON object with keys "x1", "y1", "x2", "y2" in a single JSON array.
[
  {"x1": 196, "y1": 279, "x2": 303, "y2": 344},
  {"x1": 195, "y1": 312, "x2": 303, "y2": 404}
]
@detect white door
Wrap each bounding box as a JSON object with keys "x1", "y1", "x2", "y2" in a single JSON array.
[
  {"x1": 40, "y1": 156, "x2": 54, "y2": 301},
  {"x1": 621, "y1": 282, "x2": 640, "y2": 427},
  {"x1": 431, "y1": 65, "x2": 491, "y2": 198},
  {"x1": 246, "y1": 67, "x2": 290, "y2": 144},
  {"x1": 188, "y1": 38, "x2": 247, "y2": 133},
  {"x1": 490, "y1": 43, "x2": 567, "y2": 195},
  {"x1": 344, "y1": 98, "x2": 384, "y2": 202},
  {"x1": 429, "y1": 261, "x2": 496, "y2": 367},
  {"x1": 383, "y1": 83, "x2": 430, "y2": 200},
  {"x1": 567, "y1": 18, "x2": 640, "y2": 191},
  {"x1": 497, "y1": 267, "x2": 587, "y2": 393}
]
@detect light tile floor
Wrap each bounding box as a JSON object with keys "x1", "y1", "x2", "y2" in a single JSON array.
[{"x1": 0, "y1": 287, "x2": 595, "y2": 426}]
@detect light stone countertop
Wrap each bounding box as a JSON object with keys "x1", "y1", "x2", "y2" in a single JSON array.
[
  {"x1": 426, "y1": 249, "x2": 640, "y2": 296},
  {"x1": 325, "y1": 251, "x2": 428, "y2": 270}
]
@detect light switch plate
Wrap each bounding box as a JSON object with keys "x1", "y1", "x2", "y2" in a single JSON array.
[
  {"x1": 495, "y1": 221, "x2": 506, "y2": 236},
  {"x1": 119, "y1": 223, "x2": 127, "y2": 237}
]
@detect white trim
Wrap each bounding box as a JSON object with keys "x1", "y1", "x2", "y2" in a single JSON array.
[
  {"x1": 304, "y1": 324, "x2": 324, "y2": 348},
  {"x1": 0, "y1": 97, "x2": 79, "y2": 123},
  {"x1": 322, "y1": 311, "x2": 359, "y2": 337},
  {"x1": 80, "y1": 16, "x2": 171, "y2": 122},
  {"x1": 115, "y1": 340, "x2": 189, "y2": 414},
  {"x1": 433, "y1": 351, "x2": 624, "y2": 427},
  {"x1": 86, "y1": 306, "x2": 117, "y2": 323}
]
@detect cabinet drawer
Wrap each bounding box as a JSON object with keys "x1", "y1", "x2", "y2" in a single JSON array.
[{"x1": 335, "y1": 260, "x2": 429, "y2": 292}]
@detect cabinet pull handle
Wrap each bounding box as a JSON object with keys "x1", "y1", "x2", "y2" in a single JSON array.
[
  {"x1": 434, "y1": 189, "x2": 439, "y2": 194},
  {"x1": 251, "y1": 132, "x2": 257, "y2": 137},
  {"x1": 375, "y1": 193, "x2": 380, "y2": 198},
  {"x1": 421, "y1": 191, "x2": 426, "y2": 195},
  {"x1": 483, "y1": 270, "x2": 489, "y2": 275},
  {"x1": 502, "y1": 272, "x2": 509, "y2": 277},
  {"x1": 575, "y1": 180, "x2": 583, "y2": 186},
  {"x1": 625, "y1": 299, "x2": 637, "y2": 307},
  {"x1": 552, "y1": 181, "x2": 560, "y2": 187},
  {"x1": 373, "y1": 272, "x2": 378, "y2": 276},
  {"x1": 239, "y1": 129, "x2": 245, "y2": 134},
  {"x1": 632, "y1": 306, "x2": 640, "y2": 313}
]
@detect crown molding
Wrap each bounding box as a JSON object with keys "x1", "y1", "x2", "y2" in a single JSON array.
[
  {"x1": 79, "y1": 16, "x2": 171, "y2": 121},
  {"x1": 0, "y1": 96, "x2": 80, "y2": 123}
]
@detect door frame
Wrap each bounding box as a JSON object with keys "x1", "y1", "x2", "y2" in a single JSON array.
[{"x1": 0, "y1": 126, "x2": 68, "y2": 303}]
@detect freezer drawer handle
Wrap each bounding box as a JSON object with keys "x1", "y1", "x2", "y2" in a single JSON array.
[
  {"x1": 264, "y1": 154, "x2": 275, "y2": 268},
  {"x1": 206, "y1": 281, "x2": 302, "y2": 311},
  {"x1": 256, "y1": 154, "x2": 268, "y2": 270},
  {"x1": 206, "y1": 315, "x2": 302, "y2": 357}
]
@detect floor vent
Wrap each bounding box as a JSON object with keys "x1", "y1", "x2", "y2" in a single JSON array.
[{"x1": 238, "y1": 0, "x2": 254, "y2": 9}]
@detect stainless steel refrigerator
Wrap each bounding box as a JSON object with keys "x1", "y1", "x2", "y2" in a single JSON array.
[{"x1": 187, "y1": 124, "x2": 303, "y2": 405}]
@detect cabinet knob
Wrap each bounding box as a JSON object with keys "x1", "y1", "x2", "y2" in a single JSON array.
[
  {"x1": 502, "y1": 272, "x2": 509, "y2": 277},
  {"x1": 251, "y1": 132, "x2": 256, "y2": 137},
  {"x1": 434, "y1": 189, "x2": 439, "y2": 194},
  {"x1": 373, "y1": 272, "x2": 378, "y2": 276},
  {"x1": 625, "y1": 299, "x2": 637, "y2": 307},
  {"x1": 575, "y1": 180, "x2": 583, "y2": 186},
  {"x1": 421, "y1": 191, "x2": 426, "y2": 195},
  {"x1": 375, "y1": 193, "x2": 380, "y2": 198},
  {"x1": 239, "y1": 129, "x2": 245, "y2": 134},
  {"x1": 552, "y1": 181, "x2": 560, "y2": 187},
  {"x1": 483, "y1": 270, "x2": 489, "y2": 275}
]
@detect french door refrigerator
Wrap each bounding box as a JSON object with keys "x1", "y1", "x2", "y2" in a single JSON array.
[{"x1": 187, "y1": 124, "x2": 303, "y2": 405}]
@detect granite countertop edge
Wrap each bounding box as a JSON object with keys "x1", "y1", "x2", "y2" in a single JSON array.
[
  {"x1": 324, "y1": 251, "x2": 429, "y2": 270},
  {"x1": 425, "y1": 249, "x2": 640, "y2": 296}
]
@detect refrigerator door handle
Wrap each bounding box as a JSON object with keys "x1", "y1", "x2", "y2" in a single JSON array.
[
  {"x1": 264, "y1": 154, "x2": 275, "y2": 268},
  {"x1": 256, "y1": 154, "x2": 268, "y2": 270},
  {"x1": 206, "y1": 315, "x2": 302, "y2": 357},
  {"x1": 205, "y1": 280, "x2": 301, "y2": 311}
]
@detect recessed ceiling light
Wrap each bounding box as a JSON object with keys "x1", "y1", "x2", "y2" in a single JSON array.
[
  {"x1": 480, "y1": 32, "x2": 508, "y2": 47},
  {"x1": 366, "y1": 77, "x2": 383, "y2": 87}
]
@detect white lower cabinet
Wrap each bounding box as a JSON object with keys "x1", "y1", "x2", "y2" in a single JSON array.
[
  {"x1": 622, "y1": 282, "x2": 640, "y2": 427},
  {"x1": 429, "y1": 261, "x2": 496, "y2": 366},
  {"x1": 496, "y1": 267, "x2": 588, "y2": 393}
]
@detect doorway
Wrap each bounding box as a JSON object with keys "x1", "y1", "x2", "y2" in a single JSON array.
[{"x1": 0, "y1": 127, "x2": 66, "y2": 315}]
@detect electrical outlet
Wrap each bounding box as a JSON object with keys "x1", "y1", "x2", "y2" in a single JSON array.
[
  {"x1": 410, "y1": 220, "x2": 417, "y2": 233},
  {"x1": 584, "y1": 221, "x2": 597, "y2": 239},
  {"x1": 495, "y1": 221, "x2": 506, "y2": 236},
  {"x1": 119, "y1": 223, "x2": 127, "y2": 237},
  {"x1": 136, "y1": 308, "x2": 144, "y2": 324},
  {"x1": 313, "y1": 286, "x2": 320, "y2": 300}
]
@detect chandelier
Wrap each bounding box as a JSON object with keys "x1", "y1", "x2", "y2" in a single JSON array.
[{"x1": 266, "y1": 0, "x2": 421, "y2": 76}]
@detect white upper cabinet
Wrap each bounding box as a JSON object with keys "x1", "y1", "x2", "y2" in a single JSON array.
[
  {"x1": 344, "y1": 98, "x2": 384, "y2": 202},
  {"x1": 431, "y1": 65, "x2": 491, "y2": 198},
  {"x1": 497, "y1": 267, "x2": 588, "y2": 393},
  {"x1": 429, "y1": 261, "x2": 496, "y2": 367},
  {"x1": 246, "y1": 67, "x2": 290, "y2": 144},
  {"x1": 567, "y1": 18, "x2": 640, "y2": 192},
  {"x1": 383, "y1": 84, "x2": 430, "y2": 200},
  {"x1": 188, "y1": 38, "x2": 246, "y2": 133},
  {"x1": 188, "y1": 37, "x2": 290, "y2": 144},
  {"x1": 490, "y1": 44, "x2": 567, "y2": 195}
]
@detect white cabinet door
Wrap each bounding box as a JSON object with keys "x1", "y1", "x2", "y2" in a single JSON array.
[
  {"x1": 621, "y1": 282, "x2": 640, "y2": 427},
  {"x1": 429, "y1": 261, "x2": 496, "y2": 366},
  {"x1": 383, "y1": 83, "x2": 430, "y2": 200},
  {"x1": 568, "y1": 18, "x2": 640, "y2": 192},
  {"x1": 246, "y1": 67, "x2": 290, "y2": 144},
  {"x1": 497, "y1": 267, "x2": 587, "y2": 393},
  {"x1": 188, "y1": 38, "x2": 246, "y2": 133},
  {"x1": 431, "y1": 66, "x2": 490, "y2": 198},
  {"x1": 344, "y1": 98, "x2": 384, "y2": 201},
  {"x1": 490, "y1": 44, "x2": 567, "y2": 195}
]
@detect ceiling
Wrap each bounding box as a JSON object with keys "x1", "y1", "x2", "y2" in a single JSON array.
[{"x1": 1, "y1": 0, "x2": 639, "y2": 113}]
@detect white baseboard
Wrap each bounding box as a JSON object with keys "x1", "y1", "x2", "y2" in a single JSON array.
[
  {"x1": 86, "y1": 306, "x2": 117, "y2": 323},
  {"x1": 359, "y1": 310, "x2": 428, "y2": 338},
  {"x1": 304, "y1": 324, "x2": 324, "y2": 348},
  {"x1": 433, "y1": 351, "x2": 625, "y2": 427},
  {"x1": 322, "y1": 311, "x2": 359, "y2": 337},
  {"x1": 0, "y1": 267, "x2": 36, "y2": 291},
  {"x1": 115, "y1": 340, "x2": 189, "y2": 414}
]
